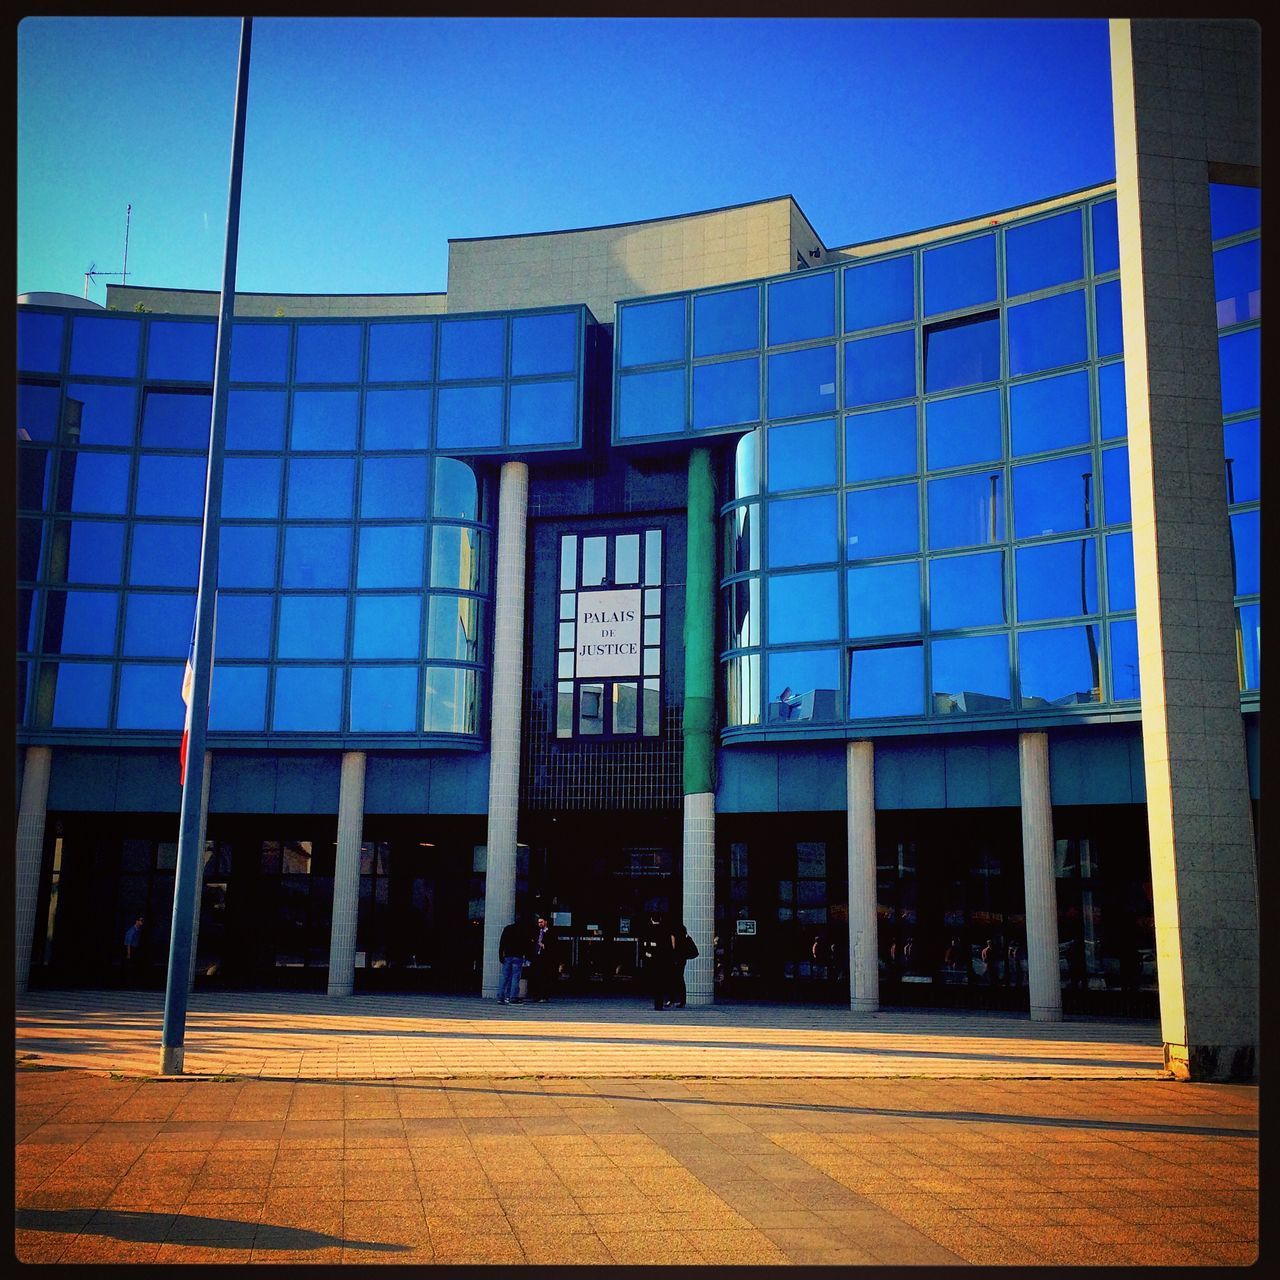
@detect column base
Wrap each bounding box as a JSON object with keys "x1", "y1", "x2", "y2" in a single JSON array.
[
  {"x1": 159, "y1": 1046, "x2": 185, "y2": 1075},
  {"x1": 1165, "y1": 1042, "x2": 1256, "y2": 1082},
  {"x1": 1030, "y1": 1005, "x2": 1063, "y2": 1023},
  {"x1": 849, "y1": 997, "x2": 878, "y2": 1014},
  {"x1": 326, "y1": 981, "x2": 354, "y2": 998}
]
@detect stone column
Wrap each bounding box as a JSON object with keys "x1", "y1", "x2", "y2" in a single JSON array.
[
  {"x1": 326, "y1": 751, "x2": 367, "y2": 997},
  {"x1": 846, "y1": 741, "x2": 878, "y2": 1013},
  {"x1": 1111, "y1": 19, "x2": 1259, "y2": 1080},
  {"x1": 187, "y1": 751, "x2": 213, "y2": 991},
  {"x1": 15, "y1": 746, "x2": 53, "y2": 996},
  {"x1": 481, "y1": 460, "x2": 529, "y2": 998},
  {"x1": 1019, "y1": 732, "x2": 1062, "y2": 1023}
]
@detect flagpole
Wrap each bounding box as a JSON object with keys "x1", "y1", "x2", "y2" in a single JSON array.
[{"x1": 160, "y1": 15, "x2": 253, "y2": 1076}]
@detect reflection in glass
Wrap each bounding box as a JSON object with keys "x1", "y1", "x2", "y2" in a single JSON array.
[
  {"x1": 923, "y1": 234, "x2": 996, "y2": 316},
  {"x1": 70, "y1": 316, "x2": 140, "y2": 378},
  {"x1": 117, "y1": 664, "x2": 186, "y2": 729},
  {"x1": 844, "y1": 255, "x2": 914, "y2": 332},
  {"x1": 582, "y1": 536, "x2": 607, "y2": 586},
  {"x1": 357, "y1": 525, "x2": 424, "y2": 588},
  {"x1": 286, "y1": 456, "x2": 355, "y2": 519},
  {"x1": 927, "y1": 471, "x2": 1003, "y2": 549},
  {"x1": 49, "y1": 662, "x2": 113, "y2": 727},
  {"x1": 767, "y1": 271, "x2": 835, "y2": 346},
  {"x1": 65, "y1": 383, "x2": 137, "y2": 446},
  {"x1": 367, "y1": 321, "x2": 434, "y2": 382},
  {"x1": 613, "y1": 683, "x2": 639, "y2": 735},
  {"x1": 433, "y1": 456, "x2": 479, "y2": 520},
  {"x1": 923, "y1": 313, "x2": 999, "y2": 394},
  {"x1": 1098, "y1": 361, "x2": 1127, "y2": 439},
  {"x1": 135, "y1": 455, "x2": 206, "y2": 517},
  {"x1": 1016, "y1": 539, "x2": 1098, "y2": 621},
  {"x1": 1094, "y1": 280, "x2": 1123, "y2": 358},
  {"x1": 1013, "y1": 454, "x2": 1094, "y2": 538},
  {"x1": 1009, "y1": 369, "x2": 1089, "y2": 456},
  {"x1": 430, "y1": 525, "x2": 484, "y2": 592},
  {"x1": 364, "y1": 389, "x2": 431, "y2": 450},
  {"x1": 725, "y1": 505, "x2": 759, "y2": 574},
  {"x1": 846, "y1": 405, "x2": 916, "y2": 481},
  {"x1": 295, "y1": 324, "x2": 362, "y2": 383},
  {"x1": 42, "y1": 590, "x2": 119, "y2": 655},
  {"x1": 18, "y1": 517, "x2": 47, "y2": 581},
  {"x1": 1109, "y1": 620, "x2": 1141, "y2": 701},
  {"x1": 353, "y1": 595, "x2": 420, "y2": 658},
  {"x1": 768, "y1": 418, "x2": 835, "y2": 492},
  {"x1": 615, "y1": 534, "x2": 640, "y2": 584},
  {"x1": 1231, "y1": 509, "x2": 1259, "y2": 595},
  {"x1": 1238, "y1": 602, "x2": 1260, "y2": 691},
  {"x1": 726, "y1": 652, "x2": 760, "y2": 725},
  {"x1": 221, "y1": 456, "x2": 282, "y2": 519},
  {"x1": 1005, "y1": 209, "x2": 1083, "y2": 297},
  {"x1": 59, "y1": 452, "x2": 131, "y2": 517},
  {"x1": 142, "y1": 390, "x2": 212, "y2": 449},
  {"x1": 1018, "y1": 625, "x2": 1102, "y2": 707},
  {"x1": 273, "y1": 667, "x2": 343, "y2": 730},
  {"x1": 350, "y1": 667, "x2": 418, "y2": 732},
  {"x1": 436, "y1": 384, "x2": 504, "y2": 448},
  {"x1": 768, "y1": 648, "x2": 839, "y2": 722},
  {"x1": 926, "y1": 389, "x2": 1001, "y2": 470},
  {"x1": 427, "y1": 595, "x2": 481, "y2": 661},
  {"x1": 208, "y1": 666, "x2": 268, "y2": 730},
  {"x1": 929, "y1": 551, "x2": 1005, "y2": 630},
  {"x1": 219, "y1": 525, "x2": 277, "y2": 588},
  {"x1": 1007, "y1": 290, "x2": 1087, "y2": 376},
  {"x1": 511, "y1": 311, "x2": 578, "y2": 376},
  {"x1": 1209, "y1": 183, "x2": 1261, "y2": 240},
  {"x1": 123, "y1": 592, "x2": 195, "y2": 656},
  {"x1": 694, "y1": 286, "x2": 758, "y2": 357},
  {"x1": 18, "y1": 383, "x2": 61, "y2": 443},
  {"x1": 146, "y1": 321, "x2": 216, "y2": 381},
  {"x1": 734, "y1": 429, "x2": 760, "y2": 497},
  {"x1": 618, "y1": 367, "x2": 686, "y2": 437},
  {"x1": 645, "y1": 530, "x2": 663, "y2": 584},
  {"x1": 291, "y1": 390, "x2": 359, "y2": 451},
  {"x1": 283, "y1": 525, "x2": 351, "y2": 588},
  {"x1": 725, "y1": 578, "x2": 759, "y2": 648},
  {"x1": 693, "y1": 357, "x2": 759, "y2": 430},
  {"x1": 20, "y1": 448, "x2": 52, "y2": 511},
  {"x1": 213, "y1": 595, "x2": 273, "y2": 659},
  {"x1": 768, "y1": 570, "x2": 838, "y2": 644},
  {"x1": 424, "y1": 666, "x2": 479, "y2": 734},
  {"x1": 847, "y1": 561, "x2": 920, "y2": 638},
  {"x1": 768, "y1": 345, "x2": 837, "y2": 420},
  {"x1": 848, "y1": 644, "x2": 923, "y2": 718},
  {"x1": 1219, "y1": 327, "x2": 1260, "y2": 416},
  {"x1": 231, "y1": 323, "x2": 290, "y2": 383},
  {"x1": 846, "y1": 484, "x2": 919, "y2": 560},
  {"x1": 843, "y1": 330, "x2": 915, "y2": 409},
  {"x1": 277, "y1": 595, "x2": 347, "y2": 659},
  {"x1": 509, "y1": 379, "x2": 578, "y2": 445},
  {"x1": 619, "y1": 297, "x2": 685, "y2": 367},
  {"x1": 1101, "y1": 447, "x2": 1130, "y2": 524},
  {"x1": 578, "y1": 682, "x2": 604, "y2": 735},
  {"x1": 1091, "y1": 199, "x2": 1119, "y2": 274},
  {"x1": 1105, "y1": 532, "x2": 1135, "y2": 612},
  {"x1": 1223, "y1": 417, "x2": 1259, "y2": 504},
  {"x1": 560, "y1": 535, "x2": 577, "y2": 589},
  {"x1": 227, "y1": 389, "x2": 287, "y2": 450},
  {"x1": 18, "y1": 311, "x2": 64, "y2": 373},
  {"x1": 931, "y1": 634, "x2": 1011, "y2": 713},
  {"x1": 361, "y1": 455, "x2": 428, "y2": 518},
  {"x1": 769, "y1": 493, "x2": 838, "y2": 566}
]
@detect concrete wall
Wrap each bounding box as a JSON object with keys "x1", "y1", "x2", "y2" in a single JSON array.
[{"x1": 105, "y1": 285, "x2": 447, "y2": 317}]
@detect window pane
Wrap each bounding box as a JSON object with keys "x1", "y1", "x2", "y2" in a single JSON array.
[
  {"x1": 221, "y1": 456, "x2": 281, "y2": 518},
  {"x1": 427, "y1": 594, "x2": 481, "y2": 661},
  {"x1": 1091, "y1": 199, "x2": 1119, "y2": 274},
  {"x1": 724, "y1": 504, "x2": 759, "y2": 574},
  {"x1": 923, "y1": 234, "x2": 996, "y2": 316},
  {"x1": 117, "y1": 663, "x2": 185, "y2": 729},
  {"x1": 18, "y1": 517, "x2": 46, "y2": 581},
  {"x1": 1009, "y1": 369, "x2": 1090, "y2": 456},
  {"x1": 1098, "y1": 361, "x2": 1127, "y2": 439},
  {"x1": 1013, "y1": 454, "x2": 1094, "y2": 538},
  {"x1": 929, "y1": 551, "x2": 1005, "y2": 630},
  {"x1": 618, "y1": 367, "x2": 686, "y2": 438},
  {"x1": 694, "y1": 286, "x2": 758, "y2": 357},
  {"x1": 931, "y1": 634, "x2": 1011, "y2": 712},
  {"x1": 357, "y1": 525, "x2": 424, "y2": 588},
  {"x1": 1223, "y1": 417, "x2": 1259, "y2": 504},
  {"x1": 768, "y1": 493, "x2": 838, "y2": 567},
  {"x1": 65, "y1": 383, "x2": 137, "y2": 446},
  {"x1": 1110, "y1": 620, "x2": 1141, "y2": 701},
  {"x1": 350, "y1": 666, "x2": 418, "y2": 732},
  {"x1": 1018, "y1": 626, "x2": 1102, "y2": 707},
  {"x1": 845, "y1": 405, "x2": 917, "y2": 481},
  {"x1": 1238, "y1": 603, "x2": 1261, "y2": 691},
  {"x1": 56, "y1": 452, "x2": 131, "y2": 515},
  {"x1": 1005, "y1": 209, "x2": 1083, "y2": 297},
  {"x1": 43, "y1": 589, "x2": 119, "y2": 655},
  {"x1": 768, "y1": 418, "x2": 835, "y2": 491},
  {"x1": 213, "y1": 595, "x2": 273, "y2": 659},
  {"x1": 282, "y1": 525, "x2": 352, "y2": 588},
  {"x1": 361, "y1": 455, "x2": 428, "y2": 518},
  {"x1": 1219, "y1": 328, "x2": 1260, "y2": 415},
  {"x1": 50, "y1": 662, "x2": 113, "y2": 727},
  {"x1": 277, "y1": 595, "x2": 347, "y2": 658},
  {"x1": 273, "y1": 667, "x2": 343, "y2": 731},
  {"x1": 844, "y1": 255, "x2": 914, "y2": 332},
  {"x1": 849, "y1": 644, "x2": 923, "y2": 719},
  {"x1": 362, "y1": 389, "x2": 430, "y2": 451},
  {"x1": 843, "y1": 330, "x2": 915, "y2": 409},
  {"x1": 433, "y1": 456, "x2": 479, "y2": 520},
  {"x1": 925, "y1": 388, "x2": 1001, "y2": 470},
  {"x1": 430, "y1": 525, "x2": 485, "y2": 592},
  {"x1": 353, "y1": 595, "x2": 420, "y2": 658},
  {"x1": 768, "y1": 570, "x2": 838, "y2": 644},
  {"x1": 726, "y1": 652, "x2": 761, "y2": 726},
  {"x1": 620, "y1": 298, "x2": 685, "y2": 367},
  {"x1": 846, "y1": 483, "x2": 919, "y2": 560},
  {"x1": 424, "y1": 666, "x2": 479, "y2": 733},
  {"x1": 847, "y1": 561, "x2": 920, "y2": 638},
  {"x1": 1105, "y1": 532, "x2": 1136, "y2": 612},
  {"x1": 286, "y1": 456, "x2": 354, "y2": 519},
  {"x1": 146, "y1": 321, "x2": 216, "y2": 381},
  {"x1": 768, "y1": 648, "x2": 840, "y2": 722},
  {"x1": 291, "y1": 390, "x2": 358, "y2": 451},
  {"x1": 219, "y1": 525, "x2": 277, "y2": 588},
  {"x1": 923, "y1": 313, "x2": 999, "y2": 393},
  {"x1": 17, "y1": 383, "x2": 60, "y2": 444},
  {"x1": 1016, "y1": 539, "x2": 1098, "y2": 621},
  {"x1": 295, "y1": 324, "x2": 362, "y2": 383},
  {"x1": 231, "y1": 323, "x2": 290, "y2": 383},
  {"x1": 135, "y1": 455, "x2": 206, "y2": 517},
  {"x1": 767, "y1": 271, "x2": 835, "y2": 345},
  {"x1": 509, "y1": 379, "x2": 578, "y2": 445},
  {"x1": 226, "y1": 389, "x2": 286, "y2": 451},
  {"x1": 1231, "y1": 509, "x2": 1259, "y2": 595},
  {"x1": 693, "y1": 357, "x2": 759, "y2": 430},
  {"x1": 70, "y1": 316, "x2": 140, "y2": 378},
  {"x1": 927, "y1": 471, "x2": 1004, "y2": 549},
  {"x1": 367, "y1": 321, "x2": 434, "y2": 382},
  {"x1": 18, "y1": 310, "x2": 64, "y2": 373},
  {"x1": 1101, "y1": 447, "x2": 1130, "y2": 524},
  {"x1": 1007, "y1": 290, "x2": 1087, "y2": 375},
  {"x1": 436, "y1": 384, "x2": 504, "y2": 448},
  {"x1": 60, "y1": 521, "x2": 126, "y2": 585},
  {"x1": 725, "y1": 578, "x2": 760, "y2": 648},
  {"x1": 768, "y1": 345, "x2": 837, "y2": 420},
  {"x1": 1214, "y1": 240, "x2": 1260, "y2": 326},
  {"x1": 511, "y1": 311, "x2": 577, "y2": 376},
  {"x1": 20, "y1": 447, "x2": 52, "y2": 511},
  {"x1": 208, "y1": 665, "x2": 268, "y2": 730},
  {"x1": 645, "y1": 530, "x2": 663, "y2": 584},
  {"x1": 142, "y1": 391, "x2": 211, "y2": 449},
  {"x1": 1094, "y1": 280, "x2": 1124, "y2": 357},
  {"x1": 123, "y1": 591, "x2": 195, "y2": 656},
  {"x1": 439, "y1": 318, "x2": 505, "y2": 380},
  {"x1": 1209, "y1": 183, "x2": 1261, "y2": 240},
  {"x1": 616, "y1": 534, "x2": 640, "y2": 584},
  {"x1": 613, "y1": 682, "x2": 639, "y2": 735},
  {"x1": 582, "y1": 536, "x2": 606, "y2": 585}
]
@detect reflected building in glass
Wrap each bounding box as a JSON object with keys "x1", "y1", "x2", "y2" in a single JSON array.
[{"x1": 14, "y1": 19, "x2": 1258, "y2": 1078}]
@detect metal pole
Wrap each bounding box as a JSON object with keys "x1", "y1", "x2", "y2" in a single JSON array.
[{"x1": 159, "y1": 16, "x2": 252, "y2": 1076}]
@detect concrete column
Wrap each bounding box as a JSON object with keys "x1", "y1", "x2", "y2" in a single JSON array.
[
  {"x1": 846, "y1": 741, "x2": 878, "y2": 1013},
  {"x1": 326, "y1": 751, "x2": 367, "y2": 997},
  {"x1": 1111, "y1": 20, "x2": 1259, "y2": 1080},
  {"x1": 481, "y1": 460, "x2": 529, "y2": 998},
  {"x1": 15, "y1": 746, "x2": 53, "y2": 996},
  {"x1": 1019, "y1": 732, "x2": 1062, "y2": 1023},
  {"x1": 682, "y1": 794, "x2": 715, "y2": 1003},
  {"x1": 186, "y1": 751, "x2": 213, "y2": 991}
]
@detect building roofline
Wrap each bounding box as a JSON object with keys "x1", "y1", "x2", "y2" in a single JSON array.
[{"x1": 106, "y1": 284, "x2": 447, "y2": 301}]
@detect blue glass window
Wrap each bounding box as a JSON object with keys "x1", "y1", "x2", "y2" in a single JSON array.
[
  {"x1": 64, "y1": 521, "x2": 126, "y2": 584},
  {"x1": 768, "y1": 648, "x2": 840, "y2": 722},
  {"x1": 1013, "y1": 454, "x2": 1094, "y2": 539},
  {"x1": 361, "y1": 455, "x2": 428, "y2": 519},
  {"x1": 70, "y1": 316, "x2": 140, "y2": 378},
  {"x1": 18, "y1": 518, "x2": 45, "y2": 581},
  {"x1": 209, "y1": 665, "x2": 269, "y2": 731},
  {"x1": 847, "y1": 561, "x2": 920, "y2": 638},
  {"x1": 51, "y1": 663, "x2": 113, "y2": 728},
  {"x1": 1231, "y1": 510, "x2": 1259, "y2": 596},
  {"x1": 618, "y1": 367, "x2": 686, "y2": 438},
  {"x1": 19, "y1": 383, "x2": 62, "y2": 443},
  {"x1": 767, "y1": 570, "x2": 839, "y2": 644},
  {"x1": 1239, "y1": 603, "x2": 1260, "y2": 691},
  {"x1": 1091, "y1": 199, "x2": 1119, "y2": 274},
  {"x1": 768, "y1": 418, "x2": 836, "y2": 492},
  {"x1": 926, "y1": 389, "x2": 1001, "y2": 470},
  {"x1": 427, "y1": 595, "x2": 482, "y2": 661},
  {"x1": 845, "y1": 405, "x2": 917, "y2": 482},
  {"x1": 768, "y1": 493, "x2": 838, "y2": 567},
  {"x1": 130, "y1": 524, "x2": 201, "y2": 587},
  {"x1": 364, "y1": 389, "x2": 431, "y2": 450},
  {"x1": 929, "y1": 551, "x2": 1006, "y2": 630},
  {"x1": 767, "y1": 271, "x2": 835, "y2": 346},
  {"x1": 430, "y1": 526, "x2": 485, "y2": 592},
  {"x1": 923, "y1": 235, "x2": 996, "y2": 316},
  {"x1": 433, "y1": 457, "x2": 480, "y2": 521},
  {"x1": 282, "y1": 525, "x2": 352, "y2": 589},
  {"x1": 277, "y1": 595, "x2": 347, "y2": 659},
  {"x1": 272, "y1": 667, "x2": 343, "y2": 731},
  {"x1": 1102, "y1": 447, "x2": 1130, "y2": 524},
  {"x1": 923, "y1": 313, "x2": 1000, "y2": 394},
  {"x1": 424, "y1": 666, "x2": 480, "y2": 734},
  {"x1": 848, "y1": 644, "x2": 924, "y2": 719},
  {"x1": 931, "y1": 634, "x2": 1011, "y2": 712},
  {"x1": 221, "y1": 456, "x2": 282, "y2": 519},
  {"x1": 56, "y1": 451, "x2": 131, "y2": 515},
  {"x1": 734, "y1": 431, "x2": 761, "y2": 499},
  {"x1": 511, "y1": 312, "x2": 578, "y2": 376},
  {"x1": 18, "y1": 311, "x2": 64, "y2": 373},
  {"x1": 20, "y1": 448, "x2": 52, "y2": 511},
  {"x1": 141, "y1": 391, "x2": 211, "y2": 449},
  {"x1": 1213, "y1": 240, "x2": 1260, "y2": 326},
  {"x1": 1219, "y1": 327, "x2": 1260, "y2": 416},
  {"x1": 63, "y1": 383, "x2": 136, "y2": 447},
  {"x1": 1005, "y1": 209, "x2": 1083, "y2": 297},
  {"x1": 226, "y1": 390, "x2": 286, "y2": 451},
  {"x1": 844, "y1": 255, "x2": 914, "y2": 332},
  {"x1": 769, "y1": 345, "x2": 837, "y2": 420},
  {"x1": 693, "y1": 358, "x2": 759, "y2": 430},
  {"x1": 927, "y1": 472, "x2": 1004, "y2": 550},
  {"x1": 135, "y1": 455, "x2": 206, "y2": 517},
  {"x1": 290, "y1": 390, "x2": 358, "y2": 451},
  {"x1": 1223, "y1": 417, "x2": 1259, "y2": 504},
  {"x1": 367, "y1": 321, "x2": 434, "y2": 382},
  {"x1": 620, "y1": 298, "x2": 685, "y2": 368},
  {"x1": 1095, "y1": 281, "x2": 1124, "y2": 357},
  {"x1": 123, "y1": 592, "x2": 195, "y2": 656},
  {"x1": 350, "y1": 667, "x2": 418, "y2": 732},
  {"x1": 231, "y1": 324, "x2": 290, "y2": 383},
  {"x1": 18, "y1": 591, "x2": 38, "y2": 654},
  {"x1": 1007, "y1": 290, "x2": 1087, "y2": 375},
  {"x1": 1009, "y1": 369, "x2": 1090, "y2": 456},
  {"x1": 117, "y1": 664, "x2": 185, "y2": 729},
  {"x1": 439, "y1": 317, "x2": 505, "y2": 380},
  {"x1": 1098, "y1": 361, "x2": 1127, "y2": 439},
  {"x1": 295, "y1": 324, "x2": 362, "y2": 383},
  {"x1": 358, "y1": 525, "x2": 425, "y2": 588},
  {"x1": 44, "y1": 590, "x2": 119, "y2": 655},
  {"x1": 1016, "y1": 539, "x2": 1098, "y2": 621},
  {"x1": 509, "y1": 380, "x2": 578, "y2": 445},
  {"x1": 1018, "y1": 625, "x2": 1102, "y2": 707},
  {"x1": 436, "y1": 384, "x2": 504, "y2": 448},
  {"x1": 1105, "y1": 532, "x2": 1136, "y2": 612},
  {"x1": 286, "y1": 456, "x2": 354, "y2": 519},
  {"x1": 846, "y1": 484, "x2": 919, "y2": 560},
  {"x1": 213, "y1": 595, "x2": 273, "y2": 660},
  {"x1": 146, "y1": 321, "x2": 215, "y2": 382},
  {"x1": 1209, "y1": 183, "x2": 1261, "y2": 240},
  {"x1": 843, "y1": 331, "x2": 915, "y2": 409},
  {"x1": 353, "y1": 595, "x2": 421, "y2": 659},
  {"x1": 1110, "y1": 619, "x2": 1141, "y2": 701},
  {"x1": 694, "y1": 286, "x2": 759, "y2": 357},
  {"x1": 218, "y1": 525, "x2": 277, "y2": 589}
]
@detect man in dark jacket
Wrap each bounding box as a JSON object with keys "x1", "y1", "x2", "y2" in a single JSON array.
[
  {"x1": 527, "y1": 915, "x2": 557, "y2": 1002},
  {"x1": 497, "y1": 918, "x2": 529, "y2": 1003}
]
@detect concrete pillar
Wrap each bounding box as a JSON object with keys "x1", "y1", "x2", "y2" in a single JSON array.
[
  {"x1": 481, "y1": 460, "x2": 529, "y2": 998},
  {"x1": 1111, "y1": 20, "x2": 1259, "y2": 1080},
  {"x1": 846, "y1": 741, "x2": 878, "y2": 1013},
  {"x1": 1019, "y1": 732, "x2": 1062, "y2": 1023},
  {"x1": 186, "y1": 751, "x2": 213, "y2": 991},
  {"x1": 15, "y1": 746, "x2": 52, "y2": 996},
  {"x1": 326, "y1": 751, "x2": 367, "y2": 997},
  {"x1": 682, "y1": 794, "x2": 715, "y2": 1004}
]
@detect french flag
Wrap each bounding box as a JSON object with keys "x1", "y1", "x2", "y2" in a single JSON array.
[{"x1": 179, "y1": 599, "x2": 215, "y2": 786}]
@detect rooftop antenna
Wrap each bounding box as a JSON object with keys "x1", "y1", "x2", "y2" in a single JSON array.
[{"x1": 82, "y1": 203, "x2": 133, "y2": 301}]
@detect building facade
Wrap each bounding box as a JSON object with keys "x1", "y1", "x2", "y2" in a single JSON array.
[{"x1": 15, "y1": 20, "x2": 1258, "y2": 1078}]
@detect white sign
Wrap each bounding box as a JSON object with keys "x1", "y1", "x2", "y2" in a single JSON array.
[
  {"x1": 736, "y1": 919, "x2": 757, "y2": 936},
  {"x1": 575, "y1": 588, "x2": 642, "y2": 677}
]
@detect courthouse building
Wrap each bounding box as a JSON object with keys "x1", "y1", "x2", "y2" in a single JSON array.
[{"x1": 15, "y1": 20, "x2": 1258, "y2": 1078}]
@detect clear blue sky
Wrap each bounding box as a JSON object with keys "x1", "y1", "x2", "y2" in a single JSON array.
[{"x1": 18, "y1": 17, "x2": 1115, "y2": 304}]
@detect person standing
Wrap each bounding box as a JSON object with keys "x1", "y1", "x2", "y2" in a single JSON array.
[
  {"x1": 528, "y1": 914, "x2": 556, "y2": 1002},
  {"x1": 645, "y1": 912, "x2": 676, "y2": 1010},
  {"x1": 123, "y1": 916, "x2": 144, "y2": 969},
  {"x1": 672, "y1": 920, "x2": 696, "y2": 1008},
  {"x1": 497, "y1": 917, "x2": 529, "y2": 1003}
]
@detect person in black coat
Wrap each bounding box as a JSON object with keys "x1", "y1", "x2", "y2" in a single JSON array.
[
  {"x1": 672, "y1": 921, "x2": 695, "y2": 1008},
  {"x1": 497, "y1": 918, "x2": 530, "y2": 1003},
  {"x1": 644, "y1": 912, "x2": 676, "y2": 1009},
  {"x1": 527, "y1": 914, "x2": 557, "y2": 1002}
]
